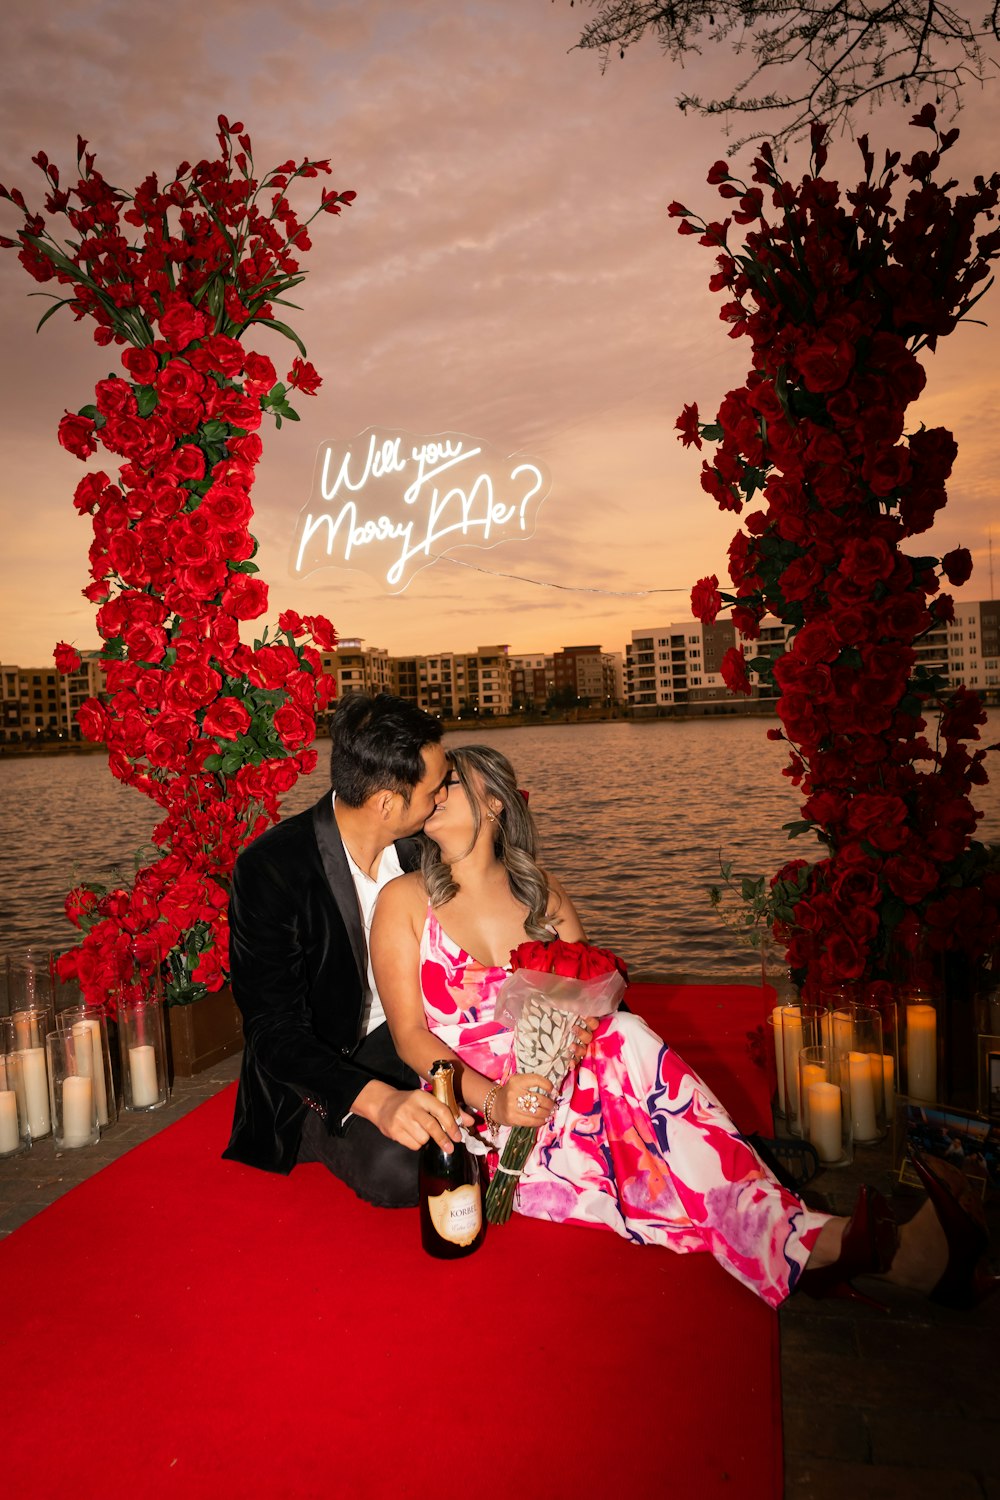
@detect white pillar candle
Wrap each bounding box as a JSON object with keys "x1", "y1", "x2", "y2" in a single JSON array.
[
  {"x1": 807, "y1": 1080, "x2": 843, "y2": 1163},
  {"x1": 881, "y1": 1054, "x2": 895, "y2": 1114},
  {"x1": 61, "y1": 1074, "x2": 94, "y2": 1148},
  {"x1": 0, "y1": 1091, "x2": 19, "y2": 1154},
  {"x1": 906, "y1": 1003, "x2": 937, "y2": 1104},
  {"x1": 848, "y1": 1052, "x2": 878, "y2": 1141},
  {"x1": 72, "y1": 1019, "x2": 109, "y2": 1126},
  {"x1": 832, "y1": 1010, "x2": 854, "y2": 1058},
  {"x1": 770, "y1": 1007, "x2": 786, "y2": 1102},
  {"x1": 19, "y1": 1047, "x2": 50, "y2": 1138},
  {"x1": 129, "y1": 1044, "x2": 159, "y2": 1108},
  {"x1": 13, "y1": 1012, "x2": 39, "y2": 1049},
  {"x1": 781, "y1": 1007, "x2": 803, "y2": 1118},
  {"x1": 798, "y1": 1062, "x2": 826, "y2": 1134}
]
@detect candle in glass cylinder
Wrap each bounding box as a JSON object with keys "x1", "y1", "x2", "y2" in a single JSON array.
[
  {"x1": 848, "y1": 1052, "x2": 877, "y2": 1141},
  {"x1": 129, "y1": 1045, "x2": 159, "y2": 1108},
  {"x1": 906, "y1": 1003, "x2": 937, "y2": 1103},
  {"x1": 19, "y1": 1047, "x2": 50, "y2": 1138},
  {"x1": 770, "y1": 1007, "x2": 786, "y2": 1103},
  {"x1": 798, "y1": 1062, "x2": 826, "y2": 1134},
  {"x1": 72, "y1": 1019, "x2": 109, "y2": 1126},
  {"x1": 61, "y1": 1074, "x2": 94, "y2": 1148},
  {"x1": 0, "y1": 1091, "x2": 18, "y2": 1154},
  {"x1": 881, "y1": 1055, "x2": 895, "y2": 1113},
  {"x1": 781, "y1": 1007, "x2": 803, "y2": 1119},
  {"x1": 807, "y1": 1081, "x2": 843, "y2": 1163}
]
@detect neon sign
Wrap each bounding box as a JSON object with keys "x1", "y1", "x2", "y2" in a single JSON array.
[{"x1": 290, "y1": 428, "x2": 551, "y2": 591}]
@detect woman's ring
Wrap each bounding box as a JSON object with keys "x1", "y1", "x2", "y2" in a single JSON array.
[{"x1": 517, "y1": 1091, "x2": 540, "y2": 1114}]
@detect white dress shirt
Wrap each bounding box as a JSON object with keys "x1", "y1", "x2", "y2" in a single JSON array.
[{"x1": 332, "y1": 792, "x2": 404, "y2": 1037}]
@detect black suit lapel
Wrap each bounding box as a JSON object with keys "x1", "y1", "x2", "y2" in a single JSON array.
[{"x1": 312, "y1": 795, "x2": 367, "y2": 985}]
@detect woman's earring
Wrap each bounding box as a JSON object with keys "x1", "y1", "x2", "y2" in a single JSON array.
[{"x1": 486, "y1": 811, "x2": 496, "y2": 823}]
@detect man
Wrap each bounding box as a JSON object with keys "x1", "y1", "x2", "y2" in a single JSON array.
[{"x1": 223, "y1": 692, "x2": 464, "y2": 1207}]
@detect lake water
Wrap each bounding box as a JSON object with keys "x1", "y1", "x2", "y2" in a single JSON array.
[{"x1": 2, "y1": 716, "x2": 999, "y2": 979}]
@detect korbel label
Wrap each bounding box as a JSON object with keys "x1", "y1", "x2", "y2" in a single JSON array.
[{"x1": 427, "y1": 1183, "x2": 482, "y2": 1247}]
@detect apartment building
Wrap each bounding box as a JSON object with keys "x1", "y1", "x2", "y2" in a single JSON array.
[
  {"x1": 0, "y1": 652, "x2": 105, "y2": 743},
  {"x1": 318, "y1": 639, "x2": 393, "y2": 702},
  {"x1": 509, "y1": 653, "x2": 553, "y2": 710},
  {"x1": 626, "y1": 617, "x2": 791, "y2": 710},
  {"x1": 945, "y1": 600, "x2": 1000, "y2": 698}
]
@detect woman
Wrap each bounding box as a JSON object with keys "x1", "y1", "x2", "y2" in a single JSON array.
[{"x1": 372, "y1": 744, "x2": 995, "y2": 1309}]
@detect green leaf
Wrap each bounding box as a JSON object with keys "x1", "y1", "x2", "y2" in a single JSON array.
[
  {"x1": 255, "y1": 317, "x2": 308, "y2": 358},
  {"x1": 31, "y1": 295, "x2": 77, "y2": 333},
  {"x1": 228, "y1": 560, "x2": 260, "y2": 575},
  {"x1": 201, "y1": 753, "x2": 224, "y2": 773},
  {"x1": 782, "y1": 819, "x2": 813, "y2": 839},
  {"x1": 135, "y1": 385, "x2": 158, "y2": 417}
]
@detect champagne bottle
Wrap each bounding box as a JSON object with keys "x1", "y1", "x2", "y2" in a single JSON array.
[{"x1": 418, "y1": 1060, "x2": 485, "y2": 1259}]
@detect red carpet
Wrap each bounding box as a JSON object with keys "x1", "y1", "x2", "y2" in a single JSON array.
[{"x1": 2, "y1": 984, "x2": 781, "y2": 1500}]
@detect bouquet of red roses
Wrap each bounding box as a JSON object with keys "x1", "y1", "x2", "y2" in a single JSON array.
[{"x1": 484, "y1": 938, "x2": 628, "y2": 1224}]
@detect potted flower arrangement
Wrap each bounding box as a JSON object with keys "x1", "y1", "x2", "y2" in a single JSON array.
[{"x1": 2, "y1": 119, "x2": 353, "y2": 1068}]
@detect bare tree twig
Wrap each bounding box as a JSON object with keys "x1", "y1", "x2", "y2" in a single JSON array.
[{"x1": 559, "y1": 0, "x2": 1000, "y2": 145}]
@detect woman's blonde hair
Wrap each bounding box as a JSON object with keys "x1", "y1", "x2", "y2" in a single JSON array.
[{"x1": 421, "y1": 744, "x2": 554, "y2": 940}]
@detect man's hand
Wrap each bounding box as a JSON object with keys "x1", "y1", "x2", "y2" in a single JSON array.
[{"x1": 353, "y1": 1080, "x2": 473, "y2": 1153}]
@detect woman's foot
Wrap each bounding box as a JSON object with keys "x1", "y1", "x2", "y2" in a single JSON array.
[
  {"x1": 800, "y1": 1154, "x2": 998, "y2": 1311},
  {"x1": 798, "y1": 1185, "x2": 898, "y2": 1307},
  {"x1": 899, "y1": 1150, "x2": 999, "y2": 1310}
]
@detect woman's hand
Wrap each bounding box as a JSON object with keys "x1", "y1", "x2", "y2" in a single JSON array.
[
  {"x1": 496, "y1": 1073, "x2": 557, "y2": 1129},
  {"x1": 571, "y1": 1016, "x2": 600, "y2": 1065}
]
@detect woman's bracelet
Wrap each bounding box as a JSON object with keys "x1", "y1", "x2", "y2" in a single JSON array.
[{"x1": 483, "y1": 1083, "x2": 501, "y2": 1138}]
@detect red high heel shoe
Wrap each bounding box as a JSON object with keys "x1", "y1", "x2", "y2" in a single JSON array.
[
  {"x1": 797, "y1": 1183, "x2": 899, "y2": 1309},
  {"x1": 908, "y1": 1150, "x2": 1000, "y2": 1311}
]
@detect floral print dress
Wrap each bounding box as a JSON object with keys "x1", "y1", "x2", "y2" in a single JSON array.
[{"x1": 420, "y1": 908, "x2": 829, "y2": 1307}]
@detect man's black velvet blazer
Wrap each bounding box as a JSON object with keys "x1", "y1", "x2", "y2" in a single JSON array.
[{"x1": 222, "y1": 792, "x2": 421, "y2": 1174}]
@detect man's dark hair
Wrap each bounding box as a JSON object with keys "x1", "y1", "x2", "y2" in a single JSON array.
[{"x1": 329, "y1": 693, "x2": 444, "y2": 808}]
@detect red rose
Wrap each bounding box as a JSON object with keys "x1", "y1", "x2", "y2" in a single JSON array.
[
  {"x1": 121, "y1": 347, "x2": 160, "y2": 384},
  {"x1": 941, "y1": 547, "x2": 973, "y2": 587},
  {"x1": 302, "y1": 613, "x2": 337, "y2": 651},
  {"x1": 144, "y1": 712, "x2": 197, "y2": 768},
  {"x1": 884, "y1": 854, "x2": 939, "y2": 905},
  {"x1": 58, "y1": 412, "x2": 97, "y2": 459},
  {"x1": 287, "y1": 358, "x2": 322, "y2": 395},
  {"x1": 76, "y1": 697, "x2": 110, "y2": 744},
  {"x1": 245, "y1": 644, "x2": 288, "y2": 686},
  {"x1": 675, "y1": 402, "x2": 702, "y2": 449},
  {"x1": 202, "y1": 697, "x2": 252, "y2": 740},
  {"x1": 243, "y1": 352, "x2": 277, "y2": 393},
  {"x1": 222, "y1": 572, "x2": 269, "y2": 620},
  {"x1": 509, "y1": 938, "x2": 627, "y2": 982},
  {"x1": 158, "y1": 301, "x2": 211, "y2": 353},
  {"x1": 189, "y1": 334, "x2": 245, "y2": 379},
  {"x1": 691, "y1": 575, "x2": 723, "y2": 623},
  {"x1": 720, "y1": 646, "x2": 752, "y2": 695},
  {"x1": 161, "y1": 445, "x2": 206, "y2": 484},
  {"x1": 278, "y1": 609, "x2": 305, "y2": 635},
  {"x1": 794, "y1": 331, "x2": 855, "y2": 393},
  {"x1": 95, "y1": 377, "x2": 136, "y2": 417},
  {"x1": 839, "y1": 535, "x2": 896, "y2": 589},
  {"x1": 273, "y1": 703, "x2": 314, "y2": 751},
  {"x1": 54, "y1": 642, "x2": 82, "y2": 673}
]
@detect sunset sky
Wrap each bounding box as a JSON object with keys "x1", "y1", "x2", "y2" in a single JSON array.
[{"x1": 1, "y1": 0, "x2": 998, "y2": 669}]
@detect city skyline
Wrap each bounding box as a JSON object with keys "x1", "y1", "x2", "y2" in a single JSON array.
[{"x1": 2, "y1": 1, "x2": 998, "y2": 668}]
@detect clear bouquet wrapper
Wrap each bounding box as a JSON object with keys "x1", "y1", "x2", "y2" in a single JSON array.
[
  {"x1": 496, "y1": 968, "x2": 627, "y2": 1081},
  {"x1": 484, "y1": 960, "x2": 628, "y2": 1224}
]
